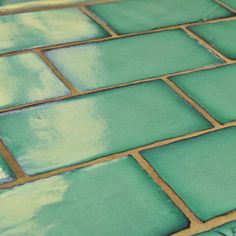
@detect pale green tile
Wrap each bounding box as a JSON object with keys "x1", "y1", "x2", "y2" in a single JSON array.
[
  {"x1": 46, "y1": 30, "x2": 221, "y2": 91},
  {"x1": 0, "y1": 154, "x2": 14, "y2": 183},
  {"x1": 190, "y1": 20, "x2": 236, "y2": 59},
  {"x1": 0, "y1": 8, "x2": 107, "y2": 53},
  {"x1": 0, "y1": 53, "x2": 70, "y2": 110},
  {"x1": 171, "y1": 64, "x2": 236, "y2": 123},
  {"x1": 142, "y1": 127, "x2": 236, "y2": 221},
  {"x1": 0, "y1": 157, "x2": 189, "y2": 236},
  {"x1": 89, "y1": 0, "x2": 232, "y2": 34},
  {"x1": 220, "y1": 0, "x2": 236, "y2": 10},
  {"x1": 0, "y1": 81, "x2": 210, "y2": 175}
]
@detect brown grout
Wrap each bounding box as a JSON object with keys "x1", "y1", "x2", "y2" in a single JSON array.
[
  {"x1": 162, "y1": 77, "x2": 221, "y2": 128},
  {"x1": 214, "y1": 0, "x2": 236, "y2": 14},
  {"x1": 132, "y1": 151, "x2": 202, "y2": 225}
]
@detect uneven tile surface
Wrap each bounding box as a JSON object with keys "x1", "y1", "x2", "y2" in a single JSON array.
[
  {"x1": 0, "y1": 157, "x2": 189, "y2": 236},
  {"x1": 0, "y1": 81, "x2": 210, "y2": 175},
  {"x1": 0, "y1": 8, "x2": 107, "y2": 53},
  {"x1": 142, "y1": 127, "x2": 236, "y2": 221},
  {"x1": 190, "y1": 20, "x2": 236, "y2": 59},
  {"x1": 89, "y1": 0, "x2": 232, "y2": 34},
  {"x1": 0, "y1": 154, "x2": 13, "y2": 183},
  {"x1": 0, "y1": 53, "x2": 69, "y2": 110},
  {"x1": 46, "y1": 30, "x2": 220, "y2": 91}
]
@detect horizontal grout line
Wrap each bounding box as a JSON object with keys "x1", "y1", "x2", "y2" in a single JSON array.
[{"x1": 214, "y1": 0, "x2": 236, "y2": 14}]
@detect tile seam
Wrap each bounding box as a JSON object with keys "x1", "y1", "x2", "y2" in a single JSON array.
[{"x1": 214, "y1": 0, "x2": 236, "y2": 13}]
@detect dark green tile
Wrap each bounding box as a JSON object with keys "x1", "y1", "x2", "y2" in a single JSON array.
[
  {"x1": 0, "y1": 81, "x2": 210, "y2": 175},
  {"x1": 0, "y1": 157, "x2": 189, "y2": 236},
  {"x1": 220, "y1": 0, "x2": 236, "y2": 10},
  {"x1": 0, "y1": 154, "x2": 13, "y2": 183},
  {"x1": 89, "y1": 0, "x2": 232, "y2": 34},
  {"x1": 46, "y1": 30, "x2": 220, "y2": 91},
  {"x1": 0, "y1": 53, "x2": 70, "y2": 110},
  {"x1": 190, "y1": 20, "x2": 236, "y2": 59},
  {"x1": 170, "y1": 64, "x2": 236, "y2": 123},
  {"x1": 0, "y1": 8, "x2": 107, "y2": 53},
  {"x1": 142, "y1": 127, "x2": 236, "y2": 221}
]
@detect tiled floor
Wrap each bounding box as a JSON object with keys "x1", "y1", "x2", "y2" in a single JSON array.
[{"x1": 1, "y1": 0, "x2": 236, "y2": 235}]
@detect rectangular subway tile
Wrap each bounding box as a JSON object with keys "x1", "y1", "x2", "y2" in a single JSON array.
[
  {"x1": 88, "y1": 0, "x2": 232, "y2": 34},
  {"x1": 0, "y1": 157, "x2": 189, "y2": 236},
  {"x1": 190, "y1": 19, "x2": 236, "y2": 59},
  {"x1": 0, "y1": 8, "x2": 107, "y2": 54},
  {"x1": 170, "y1": 64, "x2": 236, "y2": 123},
  {"x1": 0, "y1": 154, "x2": 14, "y2": 183},
  {"x1": 0, "y1": 53, "x2": 70, "y2": 110},
  {"x1": 0, "y1": 81, "x2": 211, "y2": 175},
  {"x1": 142, "y1": 127, "x2": 236, "y2": 221},
  {"x1": 46, "y1": 30, "x2": 221, "y2": 91}
]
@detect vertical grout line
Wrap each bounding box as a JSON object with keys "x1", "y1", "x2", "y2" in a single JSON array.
[
  {"x1": 214, "y1": 0, "x2": 236, "y2": 13},
  {"x1": 0, "y1": 140, "x2": 26, "y2": 179},
  {"x1": 79, "y1": 5, "x2": 118, "y2": 37},
  {"x1": 132, "y1": 151, "x2": 202, "y2": 226},
  {"x1": 162, "y1": 77, "x2": 222, "y2": 128},
  {"x1": 34, "y1": 49, "x2": 79, "y2": 95}
]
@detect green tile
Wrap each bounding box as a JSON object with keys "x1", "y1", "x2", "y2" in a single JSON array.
[
  {"x1": 0, "y1": 53, "x2": 70, "y2": 110},
  {"x1": 190, "y1": 20, "x2": 236, "y2": 59},
  {"x1": 220, "y1": 0, "x2": 236, "y2": 10},
  {"x1": 0, "y1": 81, "x2": 210, "y2": 175},
  {"x1": 0, "y1": 154, "x2": 13, "y2": 183},
  {"x1": 170, "y1": 64, "x2": 236, "y2": 123},
  {"x1": 89, "y1": 0, "x2": 232, "y2": 34},
  {"x1": 142, "y1": 127, "x2": 236, "y2": 221},
  {"x1": 196, "y1": 220, "x2": 236, "y2": 235},
  {"x1": 0, "y1": 8, "x2": 107, "y2": 54},
  {"x1": 46, "y1": 30, "x2": 220, "y2": 91},
  {"x1": 0, "y1": 157, "x2": 189, "y2": 236}
]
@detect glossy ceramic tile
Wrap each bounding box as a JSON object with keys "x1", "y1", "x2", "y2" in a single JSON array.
[
  {"x1": 46, "y1": 30, "x2": 220, "y2": 91},
  {"x1": 0, "y1": 8, "x2": 107, "y2": 54},
  {"x1": 190, "y1": 20, "x2": 236, "y2": 59},
  {"x1": 221, "y1": 0, "x2": 236, "y2": 10},
  {"x1": 142, "y1": 127, "x2": 236, "y2": 221},
  {"x1": 0, "y1": 157, "x2": 189, "y2": 236},
  {"x1": 0, "y1": 53, "x2": 70, "y2": 110},
  {"x1": 170, "y1": 64, "x2": 236, "y2": 123},
  {"x1": 0, "y1": 81, "x2": 210, "y2": 175},
  {"x1": 0, "y1": 154, "x2": 14, "y2": 183}
]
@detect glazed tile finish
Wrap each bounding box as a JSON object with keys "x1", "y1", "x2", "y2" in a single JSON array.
[
  {"x1": 0, "y1": 154, "x2": 13, "y2": 183},
  {"x1": 0, "y1": 157, "x2": 189, "y2": 236},
  {"x1": 0, "y1": 81, "x2": 210, "y2": 175},
  {"x1": 142, "y1": 127, "x2": 236, "y2": 221},
  {"x1": 170, "y1": 64, "x2": 236, "y2": 123},
  {"x1": 220, "y1": 0, "x2": 236, "y2": 10},
  {"x1": 0, "y1": 8, "x2": 107, "y2": 53},
  {"x1": 0, "y1": 53, "x2": 70, "y2": 110},
  {"x1": 46, "y1": 30, "x2": 221, "y2": 91},
  {"x1": 190, "y1": 20, "x2": 236, "y2": 59},
  {"x1": 88, "y1": 0, "x2": 232, "y2": 34}
]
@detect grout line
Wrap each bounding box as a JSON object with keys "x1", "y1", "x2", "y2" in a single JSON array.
[
  {"x1": 162, "y1": 77, "x2": 221, "y2": 128},
  {"x1": 182, "y1": 27, "x2": 232, "y2": 63},
  {"x1": 214, "y1": 0, "x2": 236, "y2": 14},
  {"x1": 132, "y1": 151, "x2": 202, "y2": 225},
  {"x1": 78, "y1": 5, "x2": 117, "y2": 37},
  {"x1": 34, "y1": 49, "x2": 79, "y2": 94},
  {"x1": 0, "y1": 140, "x2": 26, "y2": 179}
]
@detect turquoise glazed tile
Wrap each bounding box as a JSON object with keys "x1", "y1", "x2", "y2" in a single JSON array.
[
  {"x1": 0, "y1": 157, "x2": 189, "y2": 236},
  {"x1": 0, "y1": 8, "x2": 107, "y2": 53},
  {"x1": 0, "y1": 81, "x2": 210, "y2": 175},
  {"x1": 170, "y1": 64, "x2": 236, "y2": 123},
  {"x1": 142, "y1": 127, "x2": 236, "y2": 221},
  {"x1": 0, "y1": 154, "x2": 13, "y2": 183},
  {"x1": 196, "y1": 220, "x2": 236, "y2": 235},
  {"x1": 0, "y1": 53, "x2": 70, "y2": 110},
  {"x1": 46, "y1": 30, "x2": 221, "y2": 91},
  {"x1": 88, "y1": 0, "x2": 232, "y2": 34},
  {"x1": 221, "y1": 0, "x2": 236, "y2": 10},
  {"x1": 190, "y1": 20, "x2": 236, "y2": 59}
]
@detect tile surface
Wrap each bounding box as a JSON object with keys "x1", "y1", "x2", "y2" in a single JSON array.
[
  {"x1": 46, "y1": 30, "x2": 220, "y2": 91},
  {"x1": 0, "y1": 53, "x2": 69, "y2": 110},
  {"x1": 0, "y1": 8, "x2": 107, "y2": 54},
  {"x1": 221, "y1": 0, "x2": 236, "y2": 10},
  {"x1": 0, "y1": 157, "x2": 189, "y2": 236},
  {"x1": 190, "y1": 20, "x2": 236, "y2": 59},
  {"x1": 0, "y1": 154, "x2": 13, "y2": 183},
  {"x1": 171, "y1": 64, "x2": 236, "y2": 123},
  {"x1": 142, "y1": 127, "x2": 236, "y2": 221},
  {"x1": 89, "y1": 0, "x2": 232, "y2": 34},
  {"x1": 0, "y1": 81, "x2": 210, "y2": 175}
]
